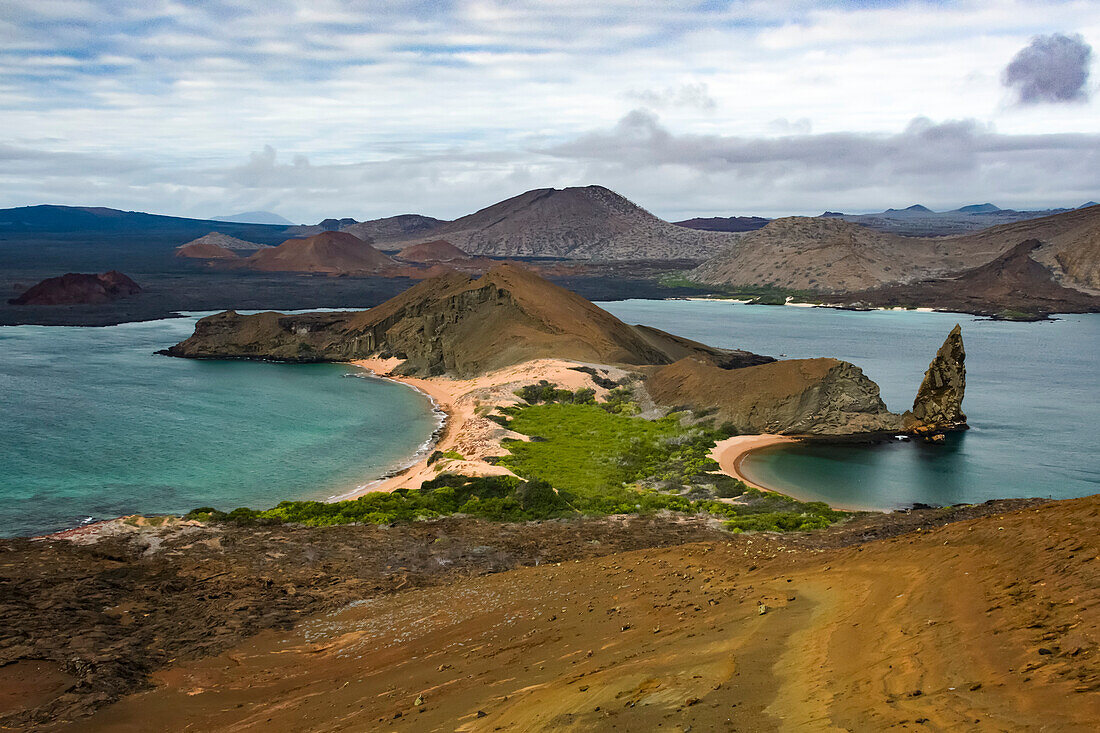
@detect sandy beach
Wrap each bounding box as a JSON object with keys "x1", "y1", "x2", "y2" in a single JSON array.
[
  {"x1": 342, "y1": 360, "x2": 804, "y2": 502},
  {"x1": 710, "y1": 433, "x2": 799, "y2": 491},
  {"x1": 340, "y1": 358, "x2": 631, "y2": 498}
]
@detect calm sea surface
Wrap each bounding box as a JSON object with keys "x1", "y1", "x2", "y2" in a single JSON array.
[
  {"x1": 600, "y1": 300, "x2": 1100, "y2": 510},
  {"x1": 0, "y1": 313, "x2": 440, "y2": 537},
  {"x1": 2, "y1": 303, "x2": 1097, "y2": 536}
]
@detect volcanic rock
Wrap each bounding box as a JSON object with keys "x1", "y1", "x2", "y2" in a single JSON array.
[
  {"x1": 906, "y1": 325, "x2": 967, "y2": 433},
  {"x1": 841, "y1": 240, "x2": 1100, "y2": 318},
  {"x1": 396, "y1": 240, "x2": 470, "y2": 263},
  {"x1": 646, "y1": 357, "x2": 904, "y2": 436},
  {"x1": 691, "y1": 205, "x2": 1100, "y2": 303},
  {"x1": 246, "y1": 231, "x2": 395, "y2": 274},
  {"x1": 672, "y1": 216, "x2": 770, "y2": 233},
  {"x1": 163, "y1": 264, "x2": 765, "y2": 376},
  {"x1": 175, "y1": 241, "x2": 238, "y2": 259},
  {"x1": 9, "y1": 272, "x2": 141, "y2": 305},
  {"x1": 388, "y1": 186, "x2": 735, "y2": 261},
  {"x1": 342, "y1": 214, "x2": 447, "y2": 243},
  {"x1": 175, "y1": 232, "x2": 269, "y2": 259}
]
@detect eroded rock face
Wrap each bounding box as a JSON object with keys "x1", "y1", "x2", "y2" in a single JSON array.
[
  {"x1": 163, "y1": 265, "x2": 758, "y2": 377},
  {"x1": 907, "y1": 324, "x2": 967, "y2": 432},
  {"x1": 645, "y1": 357, "x2": 905, "y2": 436}
]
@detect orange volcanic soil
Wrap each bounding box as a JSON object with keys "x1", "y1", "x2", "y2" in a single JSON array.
[{"x1": 71, "y1": 495, "x2": 1099, "y2": 731}]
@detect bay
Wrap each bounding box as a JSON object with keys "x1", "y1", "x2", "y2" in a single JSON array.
[
  {"x1": 600, "y1": 300, "x2": 1100, "y2": 510},
  {"x1": 0, "y1": 313, "x2": 440, "y2": 537}
]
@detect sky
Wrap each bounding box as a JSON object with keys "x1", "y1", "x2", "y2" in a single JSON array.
[{"x1": 1, "y1": 0, "x2": 1098, "y2": 223}]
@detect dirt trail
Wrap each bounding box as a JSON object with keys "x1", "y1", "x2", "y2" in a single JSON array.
[{"x1": 70, "y1": 496, "x2": 1099, "y2": 732}]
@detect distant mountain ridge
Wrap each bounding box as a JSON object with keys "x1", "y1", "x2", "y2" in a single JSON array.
[
  {"x1": 384, "y1": 185, "x2": 734, "y2": 261},
  {"x1": 211, "y1": 211, "x2": 295, "y2": 226},
  {"x1": 816, "y1": 201, "x2": 1092, "y2": 236},
  {"x1": 691, "y1": 205, "x2": 1100, "y2": 304},
  {"x1": 0, "y1": 205, "x2": 292, "y2": 240}
]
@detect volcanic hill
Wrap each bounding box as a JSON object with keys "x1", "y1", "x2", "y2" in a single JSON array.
[
  {"x1": 396, "y1": 239, "x2": 470, "y2": 263},
  {"x1": 689, "y1": 217, "x2": 972, "y2": 292},
  {"x1": 8, "y1": 271, "x2": 141, "y2": 306},
  {"x1": 245, "y1": 231, "x2": 396, "y2": 274},
  {"x1": 841, "y1": 240, "x2": 1100, "y2": 318},
  {"x1": 164, "y1": 264, "x2": 766, "y2": 376},
  {"x1": 175, "y1": 232, "x2": 268, "y2": 259},
  {"x1": 388, "y1": 186, "x2": 734, "y2": 261},
  {"x1": 691, "y1": 205, "x2": 1100, "y2": 304}
]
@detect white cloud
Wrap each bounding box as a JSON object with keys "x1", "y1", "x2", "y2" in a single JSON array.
[{"x1": 0, "y1": 1, "x2": 1096, "y2": 220}]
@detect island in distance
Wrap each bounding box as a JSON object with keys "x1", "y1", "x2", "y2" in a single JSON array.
[{"x1": 3, "y1": 186, "x2": 1099, "y2": 325}]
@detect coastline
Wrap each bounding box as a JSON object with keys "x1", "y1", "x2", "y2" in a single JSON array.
[
  {"x1": 710, "y1": 434, "x2": 800, "y2": 492},
  {"x1": 335, "y1": 358, "x2": 632, "y2": 499},
  {"x1": 712, "y1": 435, "x2": 891, "y2": 512}
]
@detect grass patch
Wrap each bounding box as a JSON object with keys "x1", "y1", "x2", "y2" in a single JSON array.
[{"x1": 185, "y1": 393, "x2": 848, "y2": 533}]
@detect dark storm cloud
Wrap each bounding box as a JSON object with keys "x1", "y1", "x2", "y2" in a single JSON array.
[{"x1": 1003, "y1": 33, "x2": 1093, "y2": 104}]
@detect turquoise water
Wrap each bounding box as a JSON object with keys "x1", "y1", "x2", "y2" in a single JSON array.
[
  {"x1": 0, "y1": 314, "x2": 440, "y2": 537},
  {"x1": 600, "y1": 300, "x2": 1100, "y2": 510}
]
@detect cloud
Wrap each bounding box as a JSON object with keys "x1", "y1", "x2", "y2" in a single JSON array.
[
  {"x1": 624, "y1": 82, "x2": 716, "y2": 111},
  {"x1": 536, "y1": 111, "x2": 1100, "y2": 215},
  {"x1": 0, "y1": 2, "x2": 1099, "y2": 220},
  {"x1": 1003, "y1": 33, "x2": 1093, "y2": 104}
]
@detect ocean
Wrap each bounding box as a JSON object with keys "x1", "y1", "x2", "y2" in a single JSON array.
[
  {"x1": 2, "y1": 302, "x2": 1097, "y2": 536},
  {"x1": 0, "y1": 313, "x2": 440, "y2": 537},
  {"x1": 600, "y1": 300, "x2": 1100, "y2": 510}
]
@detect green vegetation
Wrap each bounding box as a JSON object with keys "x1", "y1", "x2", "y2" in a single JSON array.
[
  {"x1": 994, "y1": 308, "x2": 1043, "y2": 322},
  {"x1": 657, "y1": 273, "x2": 825, "y2": 304},
  {"x1": 185, "y1": 474, "x2": 572, "y2": 526},
  {"x1": 568, "y1": 365, "x2": 620, "y2": 389},
  {"x1": 514, "y1": 380, "x2": 596, "y2": 405},
  {"x1": 746, "y1": 293, "x2": 787, "y2": 305},
  {"x1": 496, "y1": 402, "x2": 721, "y2": 495},
  {"x1": 186, "y1": 387, "x2": 848, "y2": 534}
]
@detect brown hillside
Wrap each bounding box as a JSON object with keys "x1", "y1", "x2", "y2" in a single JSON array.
[
  {"x1": 690, "y1": 217, "x2": 970, "y2": 292},
  {"x1": 693, "y1": 206, "x2": 1100, "y2": 297},
  {"x1": 389, "y1": 186, "x2": 735, "y2": 261},
  {"x1": 245, "y1": 231, "x2": 395, "y2": 274},
  {"x1": 646, "y1": 356, "x2": 904, "y2": 435},
  {"x1": 843, "y1": 240, "x2": 1100, "y2": 316},
  {"x1": 57, "y1": 495, "x2": 1099, "y2": 731},
  {"x1": 164, "y1": 264, "x2": 761, "y2": 376},
  {"x1": 175, "y1": 241, "x2": 238, "y2": 259},
  {"x1": 396, "y1": 239, "x2": 469, "y2": 262},
  {"x1": 9, "y1": 271, "x2": 141, "y2": 306},
  {"x1": 952, "y1": 204, "x2": 1100, "y2": 290},
  {"x1": 176, "y1": 232, "x2": 267, "y2": 254},
  {"x1": 342, "y1": 214, "x2": 447, "y2": 243}
]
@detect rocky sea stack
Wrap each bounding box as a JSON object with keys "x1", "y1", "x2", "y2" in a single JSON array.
[{"x1": 906, "y1": 324, "x2": 967, "y2": 437}]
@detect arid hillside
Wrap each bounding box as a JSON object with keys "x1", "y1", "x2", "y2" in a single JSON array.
[
  {"x1": 691, "y1": 205, "x2": 1100, "y2": 297},
  {"x1": 389, "y1": 186, "x2": 735, "y2": 261},
  {"x1": 36, "y1": 494, "x2": 1098, "y2": 732},
  {"x1": 690, "y1": 217, "x2": 958, "y2": 292},
  {"x1": 395, "y1": 239, "x2": 469, "y2": 262},
  {"x1": 246, "y1": 231, "x2": 396, "y2": 274},
  {"x1": 8, "y1": 271, "x2": 141, "y2": 306},
  {"x1": 843, "y1": 240, "x2": 1100, "y2": 317},
  {"x1": 163, "y1": 264, "x2": 761, "y2": 375}
]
